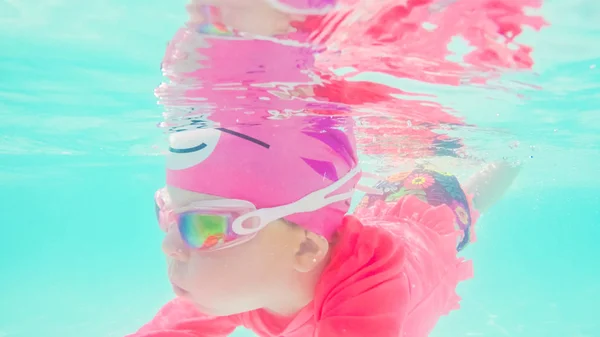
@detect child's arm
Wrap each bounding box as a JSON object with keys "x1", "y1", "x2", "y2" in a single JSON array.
[
  {"x1": 186, "y1": 0, "x2": 304, "y2": 36},
  {"x1": 125, "y1": 298, "x2": 238, "y2": 337},
  {"x1": 464, "y1": 161, "x2": 521, "y2": 213}
]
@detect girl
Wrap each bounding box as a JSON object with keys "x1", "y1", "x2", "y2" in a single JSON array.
[
  {"x1": 129, "y1": 1, "x2": 521, "y2": 336},
  {"x1": 127, "y1": 124, "x2": 519, "y2": 337}
]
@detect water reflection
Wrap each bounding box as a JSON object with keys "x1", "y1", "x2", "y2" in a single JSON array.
[{"x1": 157, "y1": 0, "x2": 545, "y2": 172}]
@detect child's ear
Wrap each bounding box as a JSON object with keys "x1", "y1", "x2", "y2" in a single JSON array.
[{"x1": 292, "y1": 230, "x2": 330, "y2": 273}]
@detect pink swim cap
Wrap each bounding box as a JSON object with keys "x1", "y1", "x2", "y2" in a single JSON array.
[{"x1": 165, "y1": 117, "x2": 359, "y2": 239}]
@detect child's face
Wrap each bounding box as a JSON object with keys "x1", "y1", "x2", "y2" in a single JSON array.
[{"x1": 161, "y1": 185, "x2": 305, "y2": 316}]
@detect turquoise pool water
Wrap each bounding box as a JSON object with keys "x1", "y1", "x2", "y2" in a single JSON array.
[{"x1": 1, "y1": 1, "x2": 599, "y2": 337}]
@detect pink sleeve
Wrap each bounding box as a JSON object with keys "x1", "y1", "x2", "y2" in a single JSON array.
[
  {"x1": 312, "y1": 216, "x2": 410, "y2": 337},
  {"x1": 125, "y1": 298, "x2": 239, "y2": 337}
]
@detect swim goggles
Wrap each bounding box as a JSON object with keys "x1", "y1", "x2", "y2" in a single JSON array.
[{"x1": 155, "y1": 166, "x2": 361, "y2": 251}]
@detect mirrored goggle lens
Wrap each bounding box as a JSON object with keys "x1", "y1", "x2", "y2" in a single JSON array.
[{"x1": 178, "y1": 212, "x2": 231, "y2": 250}]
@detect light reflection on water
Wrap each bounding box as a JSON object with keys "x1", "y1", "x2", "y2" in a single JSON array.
[
  {"x1": 156, "y1": 0, "x2": 547, "y2": 175},
  {"x1": 1, "y1": 0, "x2": 597, "y2": 178}
]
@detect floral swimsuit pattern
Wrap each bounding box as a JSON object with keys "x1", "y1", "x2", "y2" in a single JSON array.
[{"x1": 359, "y1": 168, "x2": 472, "y2": 251}]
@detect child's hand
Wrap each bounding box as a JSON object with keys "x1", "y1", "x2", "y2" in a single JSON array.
[
  {"x1": 187, "y1": 0, "x2": 304, "y2": 36},
  {"x1": 464, "y1": 160, "x2": 522, "y2": 213}
]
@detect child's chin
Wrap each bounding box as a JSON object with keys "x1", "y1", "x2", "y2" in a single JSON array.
[
  {"x1": 171, "y1": 283, "x2": 189, "y2": 297},
  {"x1": 191, "y1": 300, "x2": 247, "y2": 317}
]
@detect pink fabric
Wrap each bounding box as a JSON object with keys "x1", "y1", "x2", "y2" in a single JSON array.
[{"x1": 126, "y1": 195, "x2": 474, "y2": 337}]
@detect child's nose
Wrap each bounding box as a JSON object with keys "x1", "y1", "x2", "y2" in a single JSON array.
[{"x1": 162, "y1": 224, "x2": 190, "y2": 261}]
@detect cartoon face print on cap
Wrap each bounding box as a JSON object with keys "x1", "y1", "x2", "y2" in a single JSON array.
[{"x1": 166, "y1": 128, "x2": 222, "y2": 170}]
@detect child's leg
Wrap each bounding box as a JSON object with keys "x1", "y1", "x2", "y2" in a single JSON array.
[{"x1": 463, "y1": 161, "x2": 521, "y2": 213}]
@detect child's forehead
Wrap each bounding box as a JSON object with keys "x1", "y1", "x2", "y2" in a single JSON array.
[{"x1": 166, "y1": 185, "x2": 222, "y2": 207}]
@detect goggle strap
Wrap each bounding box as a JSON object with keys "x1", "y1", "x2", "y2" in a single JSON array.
[{"x1": 232, "y1": 166, "x2": 362, "y2": 235}]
